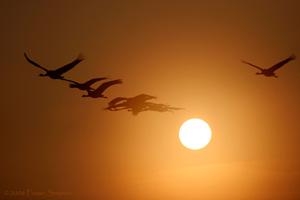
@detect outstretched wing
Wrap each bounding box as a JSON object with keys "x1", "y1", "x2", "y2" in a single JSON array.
[
  {"x1": 82, "y1": 77, "x2": 107, "y2": 88},
  {"x1": 54, "y1": 53, "x2": 85, "y2": 75},
  {"x1": 94, "y1": 79, "x2": 123, "y2": 95},
  {"x1": 108, "y1": 97, "x2": 128, "y2": 107},
  {"x1": 24, "y1": 53, "x2": 48, "y2": 72},
  {"x1": 169, "y1": 106, "x2": 185, "y2": 110},
  {"x1": 106, "y1": 97, "x2": 129, "y2": 111},
  {"x1": 269, "y1": 54, "x2": 296, "y2": 72},
  {"x1": 132, "y1": 94, "x2": 157, "y2": 102},
  {"x1": 146, "y1": 102, "x2": 182, "y2": 112},
  {"x1": 241, "y1": 60, "x2": 263, "y2": 70}
]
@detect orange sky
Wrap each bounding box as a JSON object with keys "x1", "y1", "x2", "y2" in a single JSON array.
[{"x1": 1, "y1": 0, "x2": 300, "y2": 199}]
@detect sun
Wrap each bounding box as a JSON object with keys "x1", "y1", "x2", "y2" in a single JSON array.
[{"x1": 179, "y1": 118, "x2": 212, "y2": 150}]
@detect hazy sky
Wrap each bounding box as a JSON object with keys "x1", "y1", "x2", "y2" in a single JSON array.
[{"x1": 1, "y1": 0, "x2": 300, "y2": 199}]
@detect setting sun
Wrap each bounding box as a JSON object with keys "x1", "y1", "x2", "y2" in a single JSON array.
[{"x1": 179, "y1": 118, "x2": 212, "y2": 150}]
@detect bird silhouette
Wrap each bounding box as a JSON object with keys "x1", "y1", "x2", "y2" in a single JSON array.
[
  {"x1": 106, "y1": 97, "x2": 129, "y2": 111},
  {"x1": 24, "y1": 53, "x2": 85, "y2": 79},
  {"x1": 105, "y1": 94, "x2": 156, "y2": 113},
  {"x1": 242, "y1": 54, "x2": 296, "y2": 78},
  {"x1": 82, "y1": 79, "x2": 123, "y2": 98},
  {"x1": 128, "y1": 94, "x2": 157, "y2": 103},
  {"x1": 125, "y1": 94, "x2": 157, "y2": 114},
  {"x1": 145, "y1": 102, "x2": 184, "y2": 113},
  {"x1": 108, "y1": 97, "x2": 129, "y2": 107},
  {"x1": 63, "y1": 77, "x2": 107, "y2": 91},
  {"x1": 105, "y1": 94, "x2": 183, "y2": 115}
]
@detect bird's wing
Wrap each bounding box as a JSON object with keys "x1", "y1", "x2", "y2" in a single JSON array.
[
  {"x1": 169, "y1": 107, "x2": 185, "y2": 110},
  {"x1": 82, "y1": 77, "x2": 107, "y2": 87},
  {"x1": 108, "y1": 97, "x2": 128, "y2": 106},
  {"x1": 106, "y1": 97, "x2": 129, "y2": 111},
  {"x1": 133, "y1": 94, "x2": 157, "y2": 102},
  {"x1": 241, "y1": 60, "x2": 263, "y2": 70},
  {"x1": 269, "y1": 54, "x2": 296, "y2": 72},
  {"x1": 93, "y1": 79, "x2": 123, "y2": 95},
  {"x1": 24, "y1": 53, "x2": 48, "y2": 71},
  {"x1": 54, "y1": 53, "x2": 85, "y2": 75}
]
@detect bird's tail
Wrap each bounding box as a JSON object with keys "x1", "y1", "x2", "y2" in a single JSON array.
[
  {"x1": 114, "y1": 79, "x2": 123, "y2": 84},
  {"x1": 289, "y1": 54, "x2": 297, "y2": 60},
  {"x1": 76, "y1": 52, "x2": 86, "y2": 61}
]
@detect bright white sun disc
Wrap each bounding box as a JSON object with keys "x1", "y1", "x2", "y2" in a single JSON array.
[{"x1": 179, "y1": 118, "x2": 211, "y2": 150}]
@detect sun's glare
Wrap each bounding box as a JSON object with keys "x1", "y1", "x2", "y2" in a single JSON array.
[{"x1": 179, "y1": 118, "x2": 211, "y2": 150}]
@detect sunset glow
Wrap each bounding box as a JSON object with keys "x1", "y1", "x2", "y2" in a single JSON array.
[{"x1": 179, "y1": 118, "x2": 211, "y2": 150}]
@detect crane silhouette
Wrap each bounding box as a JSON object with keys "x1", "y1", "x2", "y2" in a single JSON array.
[
  {"x1": 106, "y1": 94, "x2": 156, "y2": 111},
  {"x1": 24, "y1": 53, "x2": 85, "y2": 79},
  {"x1": 82, "y1": 79, "x2": 123, "y2": 98},
  {"x1": 145, "y1": 102, "x2": 184, "y2": 113},
  {"x1": 241, "y1": 54, "x2": 296, "y2": 78},
  {"x1": 63, "y1": 77, "x2": 107, "y2": 91},
  {"x1": 105, "y1": 94, "x2": 183, "y2": 115},
  {"x1": 106, "y1": 97, "x2": 129, "y2": 111}
]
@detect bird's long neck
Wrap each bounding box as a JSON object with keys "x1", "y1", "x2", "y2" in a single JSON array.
[
  {"x1": 69, "y1": 83, "x2": 78, "y2": 88},
  {"x1": 39, "y1": 73, "x2": 48, "y2": 76}
]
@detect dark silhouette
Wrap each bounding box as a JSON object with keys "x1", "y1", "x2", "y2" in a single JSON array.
[
  {"x1": 24, "y1": 53, "x2": 85, "y2": 79},
  {"x1": 106, "y1": 97, "x2": 129, "y2": 110},
  {"x1": 63, "y1": 77, "x2": 107, "y2": 91},
  {"x1": 82, "y1": 79, "x2": 122, "y2": 98},
  {"x1": 145, "y1": 102, "x2": 184, "y2": 113},
  {"x1": 242, "y1": 54, "x2": 296, "y2": 77},
  {"x1": 127, "y1": 94, "x2": 157, "y2": 104},
  {"x1": 126, "y1": 94, "x2": 157, "y2": 115},
  {"x1": 106, "y1": 94, "x2": 156, "y2": 112},
  {"x1": 106, "y1": 94, "x2": 183, "y2": 115}
]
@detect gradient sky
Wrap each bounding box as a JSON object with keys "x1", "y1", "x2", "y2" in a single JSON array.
[{"x1": 1, "y1": 0, "x2": 300, "y2": 199}]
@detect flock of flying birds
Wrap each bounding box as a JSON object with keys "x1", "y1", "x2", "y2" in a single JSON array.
[
  {"x1": 24, "y1": 53, "x2": 184, "y2": 115},
  {"x1": 24, "y1": 53, "x2": 297, "y2": 115}
]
